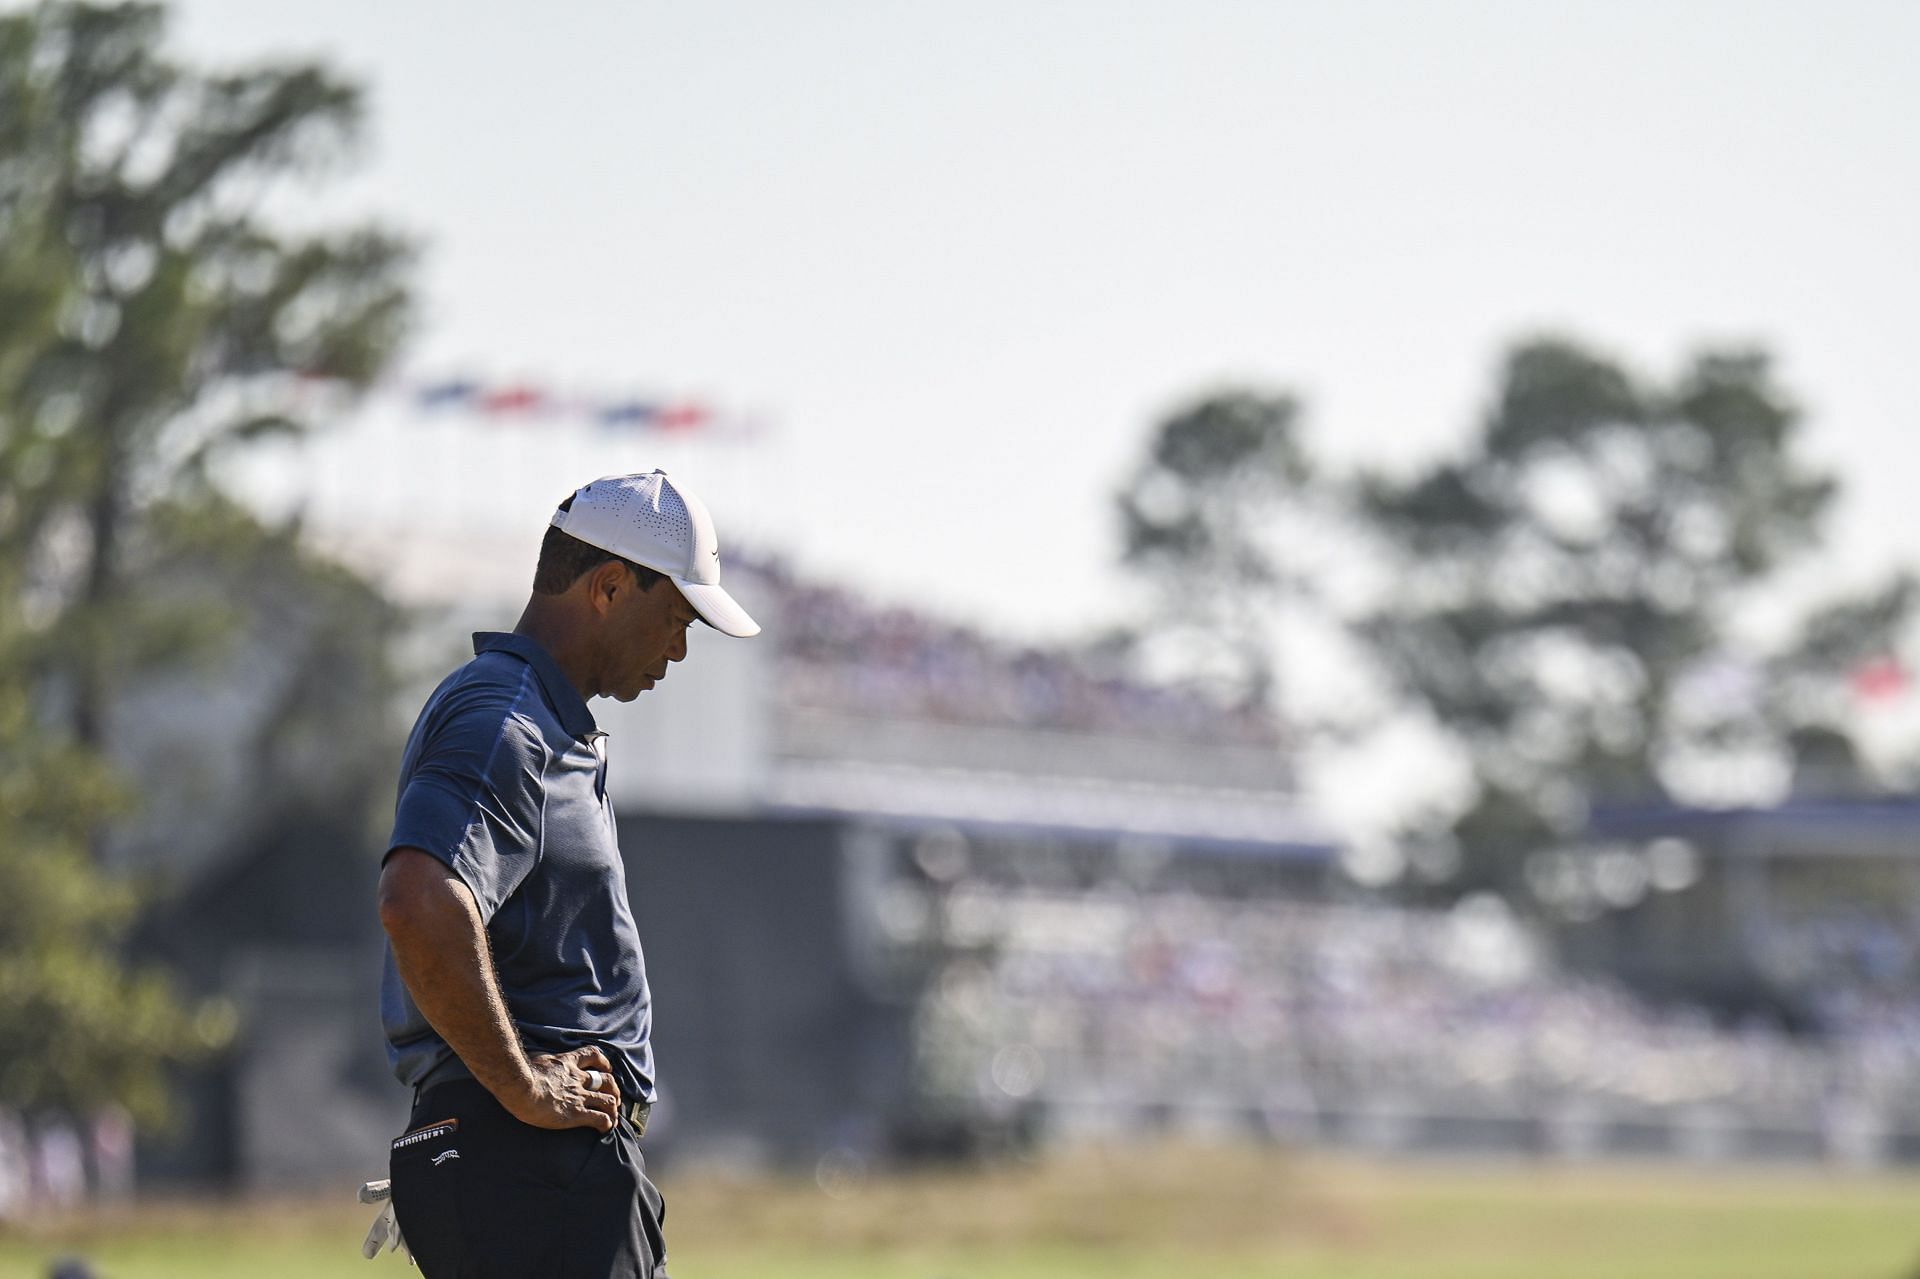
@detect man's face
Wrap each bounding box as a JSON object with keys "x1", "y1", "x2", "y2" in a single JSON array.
[{"x1": 603, "y1": 569, "x2": 698, "y2": 701}]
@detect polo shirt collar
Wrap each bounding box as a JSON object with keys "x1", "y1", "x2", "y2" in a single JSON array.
[{"x1": 473, "y1": 632, "x2": 599, "y2": 740}]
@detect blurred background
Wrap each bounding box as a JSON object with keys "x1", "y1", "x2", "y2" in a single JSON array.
[{"x1": 3, "y1": 1, "x2": 1920, "y2": 1276}]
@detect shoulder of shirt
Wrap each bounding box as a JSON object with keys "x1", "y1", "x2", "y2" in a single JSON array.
[{"x1": 424, "y1": 653, "x2": 569, "y2": 750}]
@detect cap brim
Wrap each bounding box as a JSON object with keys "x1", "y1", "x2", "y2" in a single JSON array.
[{"x1": 675, "y1": 579, "x2": 760, "y2": 638}]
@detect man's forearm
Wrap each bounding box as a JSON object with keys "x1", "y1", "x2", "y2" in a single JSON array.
[
  {"x1": 379, "y1": 852, "x2": 533, "y2": 1106},
  {"x1": 379, "y1": 849, "x2": 620, "y2": 1133}
]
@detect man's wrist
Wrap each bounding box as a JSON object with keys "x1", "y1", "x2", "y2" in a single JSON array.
[{"x1": 473, "y1": 1056, "x2": 539, "y2": 1115}]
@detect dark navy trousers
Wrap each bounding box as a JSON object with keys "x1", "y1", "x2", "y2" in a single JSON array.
[{"x1": 390, "y1": 1078, "x2": 667, "y2": 1278}]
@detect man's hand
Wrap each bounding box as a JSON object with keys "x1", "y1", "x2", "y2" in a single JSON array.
[{"x1": 505, "y1": 1045, "x2": 623, "y2": 1134}]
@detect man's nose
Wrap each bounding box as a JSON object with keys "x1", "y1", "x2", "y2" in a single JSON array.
[{"x1": 668, "y1": 630, "x2": 689, "y2": 662}]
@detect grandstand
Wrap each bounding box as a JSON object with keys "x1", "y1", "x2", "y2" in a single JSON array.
[
  {"x1": 589, "y1": 555, "x2": 1343, "y2": 1165},
  {"x1": 460, "y1": 556, "x2": 1920, "y2": 1168},
  {"x1": 113, "y1": 511, "x2": 1920, "y2": 1182},
  {"x1": 1571, "y1": 799, "x2": 1920, "y2": 1015},
  {"x1": 118, "y1": 525, "x2": 1343, "y2": 1183}
]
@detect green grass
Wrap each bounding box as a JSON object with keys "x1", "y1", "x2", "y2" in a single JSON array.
[{"x1": 4, "y1": 1146, "x2": 1920, "y2": 1279}]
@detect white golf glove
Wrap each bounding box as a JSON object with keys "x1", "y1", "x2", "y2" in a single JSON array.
[{"x1": 358, "y1": 1179, "x2": 412, "y2": 1262}]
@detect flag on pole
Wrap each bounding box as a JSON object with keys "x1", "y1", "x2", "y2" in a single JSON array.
[{"x1": 1852, "y1": 657, "x2": 1910, "y2": 704}]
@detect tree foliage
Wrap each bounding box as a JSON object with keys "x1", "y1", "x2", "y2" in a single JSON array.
[
  {"x1": 111, "y1": 494, "x2": 408, "y2": 891},
  {"x1": 1113, "y1": 338, "x2": 1913, "y2": 902},
  {"x1": 1361, "y1": 337, "x2": 1913, "y2": 893},
  {"x1": 1114, "y1": 390, "x2": 1315, "y2": 709},
  {"x1": 0, "y1": 668, "x2": 233, "y2": 1124},
  {"x1": 0, "y1": 0, "x2": 410, "y2": 745},
  {"x1": 0, "y1": 1, "x2": 412, "y2": 1124}
]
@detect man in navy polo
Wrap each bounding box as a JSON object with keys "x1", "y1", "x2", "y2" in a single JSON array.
[{"x1": 377, "y1": 471, "x2": 759, "y2": 1278}]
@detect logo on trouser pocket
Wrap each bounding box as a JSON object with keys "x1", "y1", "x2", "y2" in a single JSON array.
[
  {"x1": 392, "y1": 1118, "x2": 459, "y2": 1153},
  {"x1": 431, "y1": 1149, "x2": 460, "y2": 1166}
]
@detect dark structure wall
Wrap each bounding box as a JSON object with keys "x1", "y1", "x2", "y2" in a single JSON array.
[
  {"x1": 1560, "y1": 800, "x2": 1920, "y2": 1024},
  {"x1": 132, "y1": 816, "x2": 397, "y2": 1187},
  {"x1": 134, "y1": 808, "x2": 906, "y2": 1184},
  {"x1": 134, "y1": 803, "x2": 1328, "y2": 1184},
  {"x1": 621, "y1": 813, "x2": 913, "y2": 1165}
]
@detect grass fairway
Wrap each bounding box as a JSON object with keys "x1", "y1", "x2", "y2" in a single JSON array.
[{"x1": 3, "y1": 1145, "x2": 1918, "y2": 1279}]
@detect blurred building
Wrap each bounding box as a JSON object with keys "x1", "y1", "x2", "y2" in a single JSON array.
[
  {"x1": 124, "y1": 521, "x2": 1334, "y2": 1186},
  {"x1": 1545, "y1": 800, "x2": 1920, "y2": 1162},
  {"x1": 115, "y1": 496, "x2": 1920, "y2": 1185}
]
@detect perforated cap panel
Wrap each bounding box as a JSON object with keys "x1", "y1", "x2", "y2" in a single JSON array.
[
  {"x1": 590, "y1": 473, "x2": 691, "y2": 547},
  {"x1": 573, "y1": 473, "x2": 679, "y2": 532},
  {"x1": 558, "y1": 470, "x2": 690, "y2": 573}
]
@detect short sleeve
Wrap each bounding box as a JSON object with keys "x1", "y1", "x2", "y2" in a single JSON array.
[{"x1": 388, "y1": 687, "x2": 551, "y2": 922}]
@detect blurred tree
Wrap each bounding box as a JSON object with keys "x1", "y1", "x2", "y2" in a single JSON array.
[
  {"x1": 111, "y1": 493, "x2": 408, "y2": 900},
  {"x1": 1114, "y1": 390, "x2": 1315, "y2": 709},
  {"x1": 0, "y1": 1, "x2": 412, "y2": 1124},
  {"x1": 1360, "y1": 337, "x2": 1913, "y2": 895},
  {"x1": 0, "y1": 663, "x2": 231, "y2": 1124},
  {"x1": 0, "y1": 0, "x2": 409, "y2": 749}
]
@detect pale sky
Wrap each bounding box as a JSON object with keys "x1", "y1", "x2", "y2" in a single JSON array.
[{"x1": 167, "y1": 0, "x2": 1919, "y2": 650}]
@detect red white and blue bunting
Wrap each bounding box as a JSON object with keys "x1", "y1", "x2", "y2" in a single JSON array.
[{"x1": 379, "y1": 375, "x2": 766, "y2": 437}]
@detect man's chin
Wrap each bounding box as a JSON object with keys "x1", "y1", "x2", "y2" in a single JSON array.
[{"x1": 618, "y1": 676, "x2": 658, "y2": 701}]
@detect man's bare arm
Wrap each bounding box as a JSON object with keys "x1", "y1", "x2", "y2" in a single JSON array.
[{"x1": 377, "y1": 848, "x2": 620, "y2": 1133}]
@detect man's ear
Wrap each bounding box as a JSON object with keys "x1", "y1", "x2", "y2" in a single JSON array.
[{"x1": 586, "y1": 560, "x2": 628, "y2": 615}]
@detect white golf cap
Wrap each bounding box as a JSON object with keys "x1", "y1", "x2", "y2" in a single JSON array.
[{"x1": 550, "y1": 470, "x2": 760, "y2": 637}]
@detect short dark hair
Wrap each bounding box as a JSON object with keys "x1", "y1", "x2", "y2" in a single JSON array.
[{"x1": 533, "y1": 494, "x2": 668, "y2": 596}]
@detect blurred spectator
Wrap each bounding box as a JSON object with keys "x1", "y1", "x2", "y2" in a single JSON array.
[
  {"x1": 0, "y1": 1109, "x2": 25, "y2": 1222},
  {"x1": 89, "y1": 1107, "x2": 134, "y2": 1204},
  {"x1": 32, "y1": 1122, "x2": 85, "y2": 1211}
]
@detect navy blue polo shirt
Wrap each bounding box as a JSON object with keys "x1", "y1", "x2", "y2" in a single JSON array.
[{"x1": 379, "y1": 632, "x2": 656, "y2": 1103}]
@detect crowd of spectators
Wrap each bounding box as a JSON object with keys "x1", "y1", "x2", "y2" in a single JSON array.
[
  {"x1": 0, "y1": 1109, "x2": 131, "y2": 1222},
  {"x1": 734, "y1": 555, "x2": 1920, "y2": 1153},
  {"x1": 737, "y1": 556, "x2": 1280, "y2": 746},
  {"x1": 890, "y1": 847, "x2": 1920, "y2": 1150}
]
